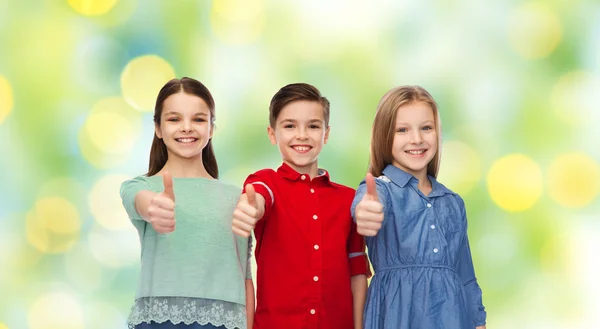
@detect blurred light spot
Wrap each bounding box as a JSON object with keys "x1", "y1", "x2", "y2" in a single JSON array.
[
  {"x1": 507, "y1": 2, "x2": 562, "y2": 59},
  {"x1": 487, "y1": 154, "x2": 543, "y2": 212},
  {"x1": 89, "y1": 174, "x2": 131, "y2": 230},
  {"x1": 551, "y1": 71, "x2": 600, "y2": 126},
  {"x1": 547, "y1": 153, "x2": 600, "y2": 208},
  {"x1": 0, "y1": 323, "x2": 9, "y2": 329},
  {"x1": 88, "y1": 224, "x2": 139, "y2": 268},
  {"x1": 0, "y1": 75, "x2": 13, "y2": 124},
  {"x1": 85, "y1": 302, "x2": 126, "y2": 329},
  {"x1": 64, "y1": 243, "x2": 113, "y2": 292},
  {"x1": 437, "y1": 141, "x2": 481, "y2": 195},
  {"x1": 68, "y1": 0, "x2": 118, "y2": 16},
  {"x1": 35, "y1": 197, "x2": 80, "y2": 234},
  {"x1": 85, "y1": 112, "x2": 134, "y2": 153},
  {"x1": 79, "y1": 131, "x2": 128, "y2": 169},
  {"x1": 566, "y1": 222, "x2": 600, "y2": 324},
  {"x1": 79, "y1": 97, "x2": 142, "y2": 169},
  {"x1": 120, "y1": 55, "x2": 176, "y2": 112},
  {"x1": 26, "y1": 197, "x2": 81, "y2": 254},
  {"x1": 28, "y1": 292, "x2": 84, "y2": 329},
  {"x1": 210, "y1": 0, "x2": 265, "y2": 45}
]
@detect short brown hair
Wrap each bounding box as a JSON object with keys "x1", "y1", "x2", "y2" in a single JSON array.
[
  {"x1": 269, "y1": 83, "x2": 330, "y2": 127},
  {"x1": 369, "y1": 85, "x2": 442, "y2": 178}
]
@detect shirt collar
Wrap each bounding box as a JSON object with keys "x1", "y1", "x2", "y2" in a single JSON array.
[
  {"x1": 382, "y1": 164, "x2": 413, "y2": 187},
  {"x1": 277, "y1": 163, "x2": 330, "y2": 183},
  {"x1": 381, "y1": 164, "x2": 454, "y2": 196}
]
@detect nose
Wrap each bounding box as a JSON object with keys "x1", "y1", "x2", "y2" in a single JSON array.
[
  {"x1": 296, "y1": 127, "x2": 308, "y2": 140},
  {"x1": 180, "y1": 119, "x2": 192, "y2": 132},
  {"x1": 410, "y1": 129, "x2": 423, "y2": 144}
]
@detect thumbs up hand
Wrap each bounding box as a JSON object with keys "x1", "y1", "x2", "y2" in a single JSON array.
[
  {"x1": 232, "y1": 184, "x2": 265, "y2": 238},
  {"x1": 355, "y1": 173, "x2": 384, "y2": 236},
  {"x1": 148, "y1": 171, "x2": 176, "y2": 234}
]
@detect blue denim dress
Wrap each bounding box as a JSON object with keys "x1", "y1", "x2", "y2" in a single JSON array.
[{"x1": 351, "y1": 165, "x2": 486, "y2": 329}]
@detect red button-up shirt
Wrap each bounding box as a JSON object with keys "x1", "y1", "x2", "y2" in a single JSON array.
[{"x1": 245, "y1": 163, "x2": 370, "y2": 329}]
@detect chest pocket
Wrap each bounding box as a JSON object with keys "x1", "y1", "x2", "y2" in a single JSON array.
[{"x1": 436, "y1": 204, "x2": 463, "y2": 233}]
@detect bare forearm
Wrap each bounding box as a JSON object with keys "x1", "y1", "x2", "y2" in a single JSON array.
[
  {"x1": 134, "y1": 190, "x2": 157, "y2": 222},
  {"x1": 476, "y1": 326, "x2": 486, "y2": 329},
  {"x1": 245, "y1": 279, "x2": 255, "y2": 329},
  {"x1": 351, "y1": 274, "x2": 367, "y2": 329}
]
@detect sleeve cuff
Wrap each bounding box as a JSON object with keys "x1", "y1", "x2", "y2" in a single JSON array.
[{"x1": 349, "y1": 254, "x2": 372, "y2": 278}]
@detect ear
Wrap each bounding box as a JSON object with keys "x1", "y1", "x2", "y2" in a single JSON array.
[
  {"x1": 267, "y1": 126, "x2": 277, "y2": 145},
  {"x1": 324, "y1": 126, "x2": 331, "y2": 145},
  {"x1": 209, "y1": 123, "x2": 214, "y2": 139},
  {"x1": 155, "y1": 123, "x2": 162, "y2": 139}
]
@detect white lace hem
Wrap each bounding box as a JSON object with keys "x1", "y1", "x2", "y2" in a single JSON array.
[{"x1": 127, "y1": 297, "x2": 246, "y2": 329}]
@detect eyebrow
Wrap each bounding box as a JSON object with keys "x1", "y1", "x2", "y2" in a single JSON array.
[
  {"x1": 163, "y1": 111, "x2": 208, "y2": 116},
  {"x1": 396, "y1": 120, "x2": 435, "y2": 126},
  {"x1": 280, "y1": 119, "x2": 323, "y2": 124}
]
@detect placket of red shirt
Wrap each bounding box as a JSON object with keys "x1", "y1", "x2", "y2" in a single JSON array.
[{"x1": 307, "y1": 175, "x2": 322, "y2": 329}]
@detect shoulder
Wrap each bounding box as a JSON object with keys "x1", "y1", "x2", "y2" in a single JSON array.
[
  {"x1": 246, "y1": 168, "x2": 277, "y2": 182},
  {"x1": 375, "y1": 174, "x2": 392, "y2": 184},
  {"x1": 434, "y1": 179, "x2": 459, "y2": 196},
  {"x1": 433, "y1": 180, "x2": 465, "y2": 211},
  {"x1": 329, "y1": 180, "x2": 355, "y2": 193},
  {"x1": 120, "y1": 175, "x2": 154, "y2": 194},
  {"x1": 328, "y1": 181, "x2": 357, "y2": 201}
]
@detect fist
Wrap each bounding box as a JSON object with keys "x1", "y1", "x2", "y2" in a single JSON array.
[
  {"x1": 232, "y1": 184, "x2": 263, "y2": 238},
  {"x1": 355, "y1": 173, "x2": 384, "y2": 236},
  {"x1": 148, "y1": 172, "x2": 176, "y2": 234}
]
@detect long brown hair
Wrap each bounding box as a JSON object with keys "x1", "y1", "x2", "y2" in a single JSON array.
[
  {"x1": 146, "y1": 77, "x2": 219, "y2": 178},
  {"x1": 369, "y1": 85, "x2": 442, "y2": 178}
]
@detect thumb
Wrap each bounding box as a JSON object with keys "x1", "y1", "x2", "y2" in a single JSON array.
[
  {"x1": 245, "y1": 184, "x2": 257, "y2": 208},
  {"x1": 364, "y1": 172, "x2": 379, "y2": 201},
  {"x1": 162, "y1": 171, "x2": 175, "y2": 201}
]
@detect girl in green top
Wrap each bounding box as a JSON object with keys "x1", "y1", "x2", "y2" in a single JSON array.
[{"x1": 120, "y1": 77, "x2": 254, "y2": 329}]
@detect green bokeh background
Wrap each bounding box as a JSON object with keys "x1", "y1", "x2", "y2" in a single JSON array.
[{"x1": 1, "y1": 0, "x2": 599, "y2": 328}]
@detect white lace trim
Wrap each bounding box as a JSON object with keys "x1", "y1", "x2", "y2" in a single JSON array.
[{"x1": 128, "y1": 297, "x2": 246, "y2": 329}]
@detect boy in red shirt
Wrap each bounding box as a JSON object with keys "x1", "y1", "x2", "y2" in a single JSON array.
[{"x1": 232, "y1": 83, "x2": 370, "y2": 329}]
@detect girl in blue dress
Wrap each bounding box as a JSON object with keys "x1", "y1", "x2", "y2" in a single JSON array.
[{"x1": 351, "y1": 86, "x2": 486, "y2": 329}]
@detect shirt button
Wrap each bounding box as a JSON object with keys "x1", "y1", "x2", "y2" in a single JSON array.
[
  {"x1": 314, "y1": 244, "x2": 319, "y2": 250},
  {"x1": 310, "y1": 188, "x2": 315, "y2": 193},
  {"x1": 313, "y1": 215, "x2": 318, "y2": 220},
  {"x1": 310, "y1": 309, "x2": 316, "y2": 315},
  {"x1": 313, "y1": 276, "x2": 319, "y2": 281},
  {"x1": 427, "y1": 203, "x2": 432, "y2": 208},
  {"x1": 433, "y1": 248, "x2": 439, "y2": 253},
  {"x1": 301, "y1": 175, "x2": 306, "y2": 180},
  {"x1": 430, "y1": 224, "x2": 436, "y2": 229}
]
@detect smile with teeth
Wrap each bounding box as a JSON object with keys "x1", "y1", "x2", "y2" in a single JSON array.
[
  {"x1": 176, "y1": 137, "x2": 198, "y2": 143},
  {"x1": 292, "y1": 145, "x2": 312, "y2": 153},
  {"x1": 406, "y1": 150, "x2": 426, "y2": 155}
]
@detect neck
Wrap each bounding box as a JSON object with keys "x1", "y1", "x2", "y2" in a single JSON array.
[
  {"x1": 160, "y1": 155, "x2": 213, "y2": 178},
  {"x1": 416, "y1": 173, "x2": 432, "y2": 195},
  {"x1": 286, "y1": 160, "x2": 319, "y2": 179}
]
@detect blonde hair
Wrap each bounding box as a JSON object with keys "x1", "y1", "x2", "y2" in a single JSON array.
[{"x1": 369, "y1": 85, "x2": 442, "y2": 178}]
